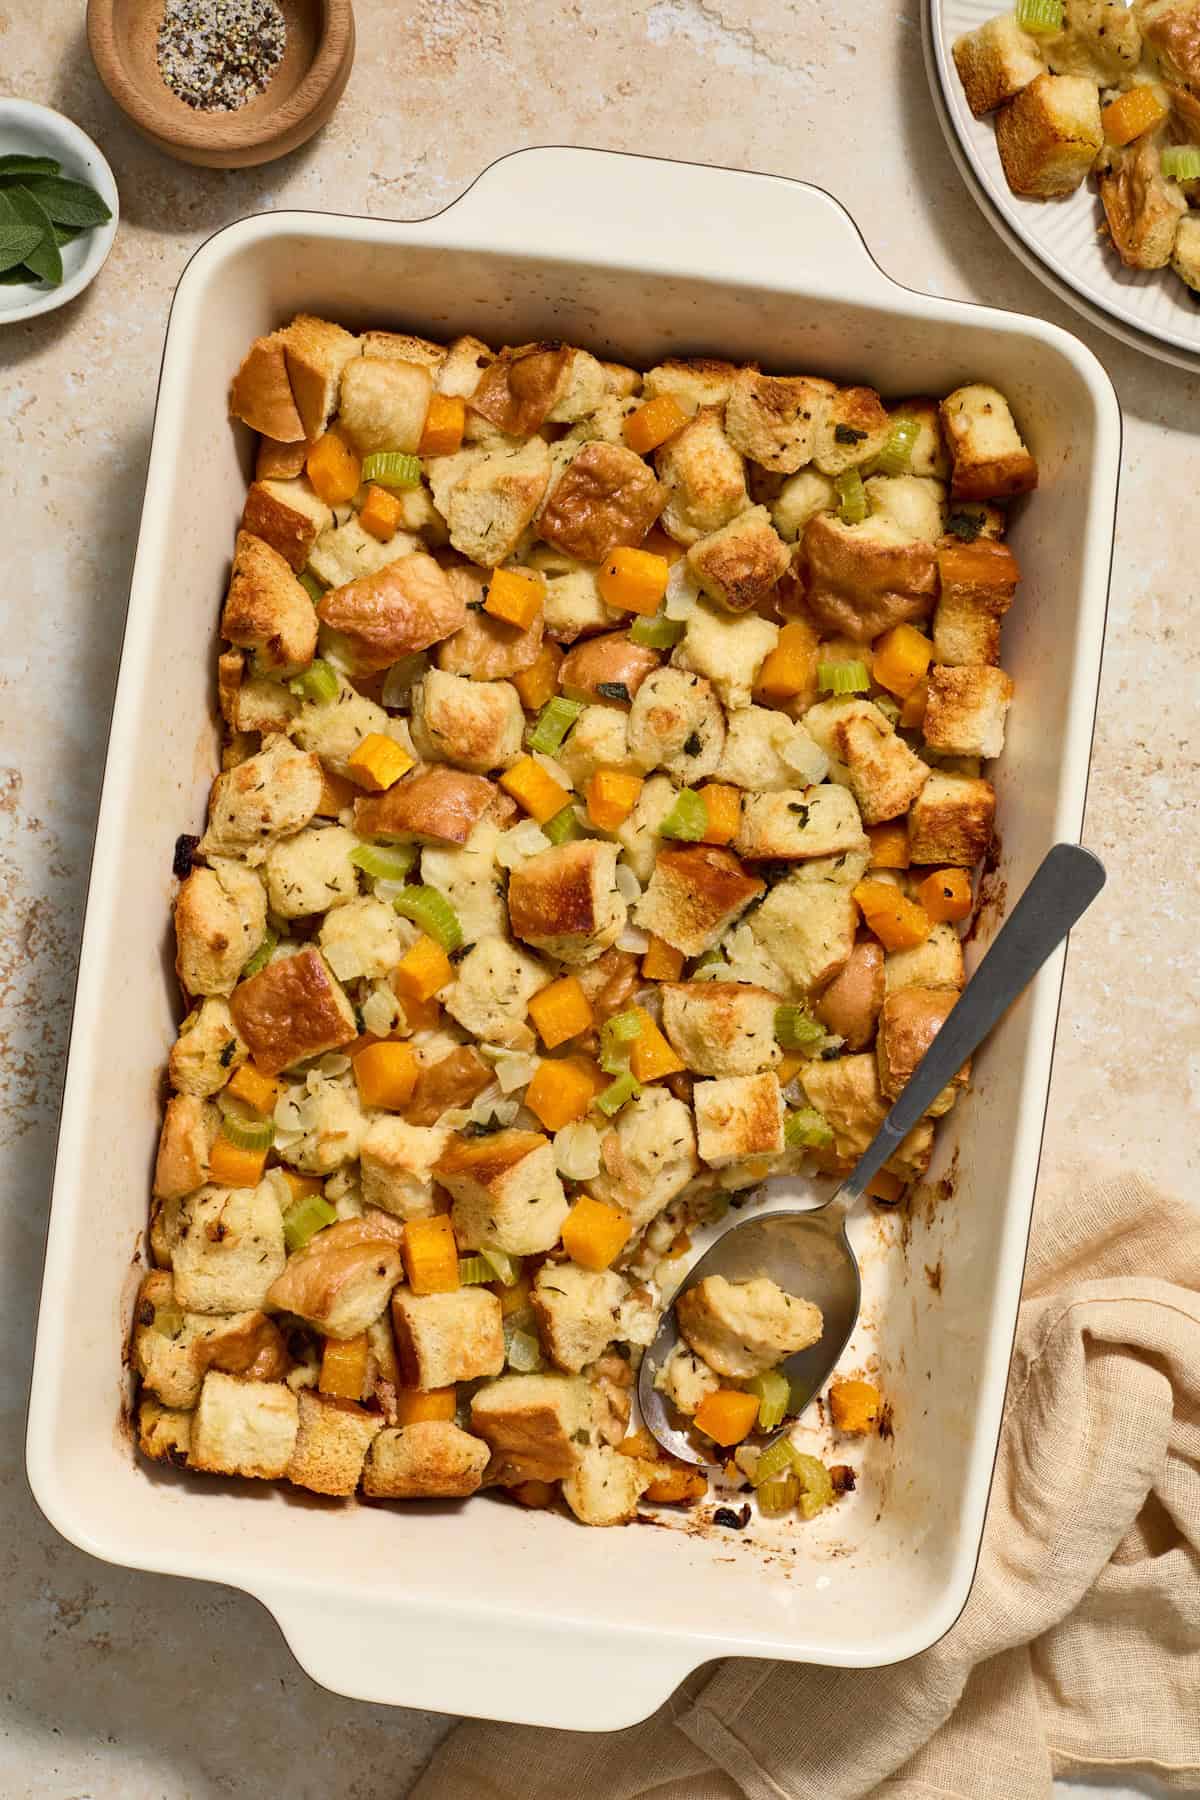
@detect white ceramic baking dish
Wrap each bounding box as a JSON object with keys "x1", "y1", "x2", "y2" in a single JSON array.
[{"x1": 26, "y1": 147, "x2": 1120, "y2": 1731}]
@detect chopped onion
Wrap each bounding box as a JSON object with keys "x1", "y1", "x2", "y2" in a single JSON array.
[
  {"x1": 531, "y1": 748, "x2": 572, "y2": 789},
  {"x1": 381, "y1": 654, "x2": 428, "y2": 708},
  {"x1": 370, "y1": 878, "x2": 409, "y2": 907},
  {"x1": 494, "y1": 1051, "x2": 537, "y2": 1094},
  {"x1": 664, "y1": 561, "x2": 701, "y2": 620},
  {"x1": 362, "y1": 986, "x2": 401, "y2": 1038},
  {"x1": 496, "y1": 818, "x2": 552, "y2": 869},
  {"x1": 614, "y1": 864, "x2": 642, "y2": 905},
  {"x1": 780, "y1": 723, "x2": 830, "y2": 785},
  {"x1": 553, "y1": 1120, "x2": 602, "y2": 1180},
  {"x1": 315, "y1": 1052, "x2": 352, "y2": 1078},
  {"x1": 616, "y1": 925, "x2": 649, "y2": 954}
]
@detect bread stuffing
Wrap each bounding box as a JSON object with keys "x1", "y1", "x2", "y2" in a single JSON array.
[{"x1": 134, "y1": 315, "x2": 1027, "y2": 1527}]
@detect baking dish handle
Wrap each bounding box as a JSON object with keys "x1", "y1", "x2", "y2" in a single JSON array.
[
  {"x1": 426, "y1": 145, "x2": 899, "y2": 301},
  {"x1": 262, "y1": 1588, "x2": 703, "y2": 1728}
]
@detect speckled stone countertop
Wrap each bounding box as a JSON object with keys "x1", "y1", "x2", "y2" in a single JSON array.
[{"x1": 2, "y1": 2, "x2": 1197, "y2": 1795}]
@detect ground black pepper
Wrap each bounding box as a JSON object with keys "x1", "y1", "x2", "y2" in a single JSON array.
[{"x1": 158, "y1": 0, "x2": 287, "y2": 113}]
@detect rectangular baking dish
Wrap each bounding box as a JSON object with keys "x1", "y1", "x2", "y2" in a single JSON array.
[{"x1": 26, "y1": 147, "x2": 1119, "y2": 1731}]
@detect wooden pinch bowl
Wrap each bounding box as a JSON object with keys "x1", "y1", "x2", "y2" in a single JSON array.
[{"x1": 87, "y1": 0, "x2": 355, "y2": 169}]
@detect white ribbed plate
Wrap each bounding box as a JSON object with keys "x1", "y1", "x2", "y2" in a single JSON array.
[{"x1": 925, "y1": 0, "x2": 1200, "y2": 370}]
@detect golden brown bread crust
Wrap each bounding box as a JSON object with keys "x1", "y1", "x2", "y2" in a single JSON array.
[
  {"x1": 634, "y1": 845, "x2": 765, "y2": 957},
  {"x1": 406, "y1": 1046, "x2": 492, "y2": 1125},
  {"x1": 152, "y1": 1094, "x2": 216, "y2": 1200},
  {"x1": 353, "y1": 764, "x2": 500, "y2": 845},
  {"x1": 362, "y1": 1420, "x2": 490, "y2": 1498},
  {"x1": 434, "y1": 1128, "x2": 547, "y2": 1187},
  {"x1": 256, "y1": 435, "x2": 309, "y2": 480},
  {"x1": 318, "y1": 551, "x2": 467, "y2": 675},
  {"x1": 285, "y1": 1391, "x2": 384, "y2": 1496},
  {"x1": 814, "y1": 938, "x2": 885, "y2": 1051},
  {"x1": 195, "y1": 1310, "x2": 291, "y2": 1382},
  {"x1": 390, "y1": 1288, "x2": 506, "y2": 1388},
  {"x1": 229, "y1": 947, "x2": 357, "y2": 1076},
  {"x1": 1140, "y1": 0, "x2": 1200, "y2": 89},
  {"x1": 655, "y1": 405, "x2": 749, "y2": 545},
  {"x1": 686, "y1": 506, "x2": 791, "y2": 613},
  {"x1": 239, "y1": 479, "x2": 329, "y2": 572},
  {"x1": 506, "y1": 840, "x2": 615, "y2": 950},
  {"x1": 934, "y1": 539, "x2": 1019, "y2": 666},
  {"x1": 266, "y1": 1219, "x2": 403, "y2": 1338},
  {"x1": 876, "y1": 987, "x2": 969, "y2": 1101},
  {"x1": 467, "y1": 341, "x2": 572, "y2": 435},
  {"x1": 800, "y1": 514, "x2": 938, "y2": 641},
  {"x1": 724, "y1": 370, "x2": 832, "y2": 472},
  {"x1": 994, "y1": 72, "x2": 1103, "y2": 199},
  {"x1": 436, "y1": 597, "x2": 545, "y2": 679},
  {"x1": 558, "y1": 631, "x2": 661, "y2": 705},
  {"x1": 539, "y1": 442, "x2": 664, "y2": 562},
  {"x1": 229, "y1": 332, "x2": 304, "y2": 441},
  {"x1": 283, "y1": 314, "x2": 361, "y2": 441},
  {"x1": 907, "y1": 772, "x2": 996, "y2": 867},
  {"x1": 221, "y1": 530, "x2": 319, "y2": 674},
  {"x1": 1099, "y1": 139, "x2": 1186, "y2": 270}
]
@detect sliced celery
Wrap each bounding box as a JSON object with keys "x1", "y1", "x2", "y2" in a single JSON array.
[
  {"x1": 753, "y1": 1438, "x2": 798, "y2": 1485},
  {"x1": 748, "y1": 1369, "x2": 790, "y2": 1432},
  {"x1": 599, "y1": 1008, "x2": 642, "y2": 1073},
  {"x1": 816, "y1": 659, "x2": 870, "y2": 695},
  {"x1": 594, "y1": 1070, "x2": 641, "y2": 1116},
  {"x1": 528, "y1": 696, "x2": 584, "y2": 756},
  {"x1": 792, "y1": 1451, "x2": 835, "y2": 1519},
  {"x1": 1162, "y1": 146, "x2": 1200, "y2": 180},
  {"x1": 480, "y1": 1247, "x2": 522, "y2": 1287},
  {"x1": 299, "y1": 569, "x2": 326, "y2": 605},
  {"x1": 756, "y1": 1473, "x2": 801, "y2": 1516},
  {"x1": 774, "y1": 1006, "x2": 824, "y2": 1051},
  {"x1": 505, "y1": 1326, "x2": 543, "y2": 1372},
  {"x1": 1015, "y1": 0, "x2": 1063, "y2": 30},
  {"x1": 289, "y1": 658, "x2": 340, "y2": 704},
  {"x1": 874, "y1": 415, "x2": 919, "y2": 477},
  {"x1": 393, "y1": 885, "x2": 464, "y2": 952},
  {"x1": 219, "y1": 1112, "x2": 275, "y2": 1152},
  {"x1": 458, "y1": 1254, "x2": 493, "y2": 1285},
  {"x1": 629, "y1": 611, "x2": 685, "y2": 649},
  {"x1": 361, "y1": 451, "x2": 422, "y2": 488},
  {"x1": 658, "y1": 789, "x2": 707, "y2": 841},
  {"x1": 835, "y1": 468, "x2": 868, "y2": 524},
  {"x1": 784, "y1": 1107, "x2": 834, "y2": 1150},
  {"x1": 282, "y1": 1193, "x2": 336, "y2": 1253},
  {"x1": 350, "y1": 843, "x2": 417, "y2": 883},
  {"x1": 241, "y1": 928, "x2": 278, "y2": 980},
  {"x1": 542, "y1": 804, "x2": 579, "y2": 846}
]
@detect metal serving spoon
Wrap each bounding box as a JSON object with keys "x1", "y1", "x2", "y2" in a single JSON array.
[{"x1": 638, "y1": 842, "x2": 1106, "y2": 1464}]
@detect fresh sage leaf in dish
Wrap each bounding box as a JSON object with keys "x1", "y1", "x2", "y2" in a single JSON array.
[
  {"x1": 0, "y1": 183, "x2": 62, "y2": 286},
  {"x1": 0, "y1": 153, "x2": 62, "y2": 177},
  {"x1": 0, "y1": 223, "x2": 46, "y2": 275},
  {"x1": 13, "y1": 175, "x2": 113, "y2": 228},
  {"x1": 0, "y1": 161, "x2": 112, "y2": 289}
]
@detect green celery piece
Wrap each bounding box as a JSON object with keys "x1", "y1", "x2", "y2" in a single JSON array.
[
  {"x1": 0, "y1": 224, "x2": 44, "y2": 276},
  {"x1": 0, "y1": 186, "x2": 60, "y2": 286},
  {"x1": 0, "y1": 154, "x2": 61, "y2": 177},
  {"x1": 13, "y1": 175, "x2": 112, "y2": 227}
]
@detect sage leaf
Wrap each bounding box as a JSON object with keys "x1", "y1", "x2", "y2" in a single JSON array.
[
  {"x1": 0, "y1": 154, "x2": 61, "y2": 177},
  {"x1": 0, "y1": 185, "x2": 61, "y2": 286},
  {"x1": 0, "y1": 224, "x2": 44, "y2": 275},
  {"x1": 15, "y1": 175, "x2": 113, "y2": 228}
]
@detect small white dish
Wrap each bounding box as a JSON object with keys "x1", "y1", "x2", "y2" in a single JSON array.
[
  {"x1": 925, "y1": 0, "x2": 1200, "y2": 374},
  {"x1": 0, "y1": 98, "x2": 119, "y2": 324}
]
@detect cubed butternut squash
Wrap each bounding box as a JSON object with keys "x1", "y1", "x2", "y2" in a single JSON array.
[
  {"x1": 754, "y1": 620, "x2": 817, "y2": 702},
  {"x1": 359, "y1": 483, "x2": 406, "y2": 541},
  {"x1": 916, "y1": 867, "x2": 973, "y2": 923},
  {"x1": 394, "y1": 934, "x2": 455, "y2": 1003},
  {"x1": 586, "y1": 768, "x2": 644, "y2": 830},
  {"x1": 642, "y1": 935, "x2": 684, "y2": 981},
  {"x1": 225, "y1": 1063, "x2": 279, "y2": 1115},
  {"x1": 394, "y1": 1385, "x2": 458, "y2": 1424},
  {"x1": 306, "y1": 430, "x2": 361, "y2": 506},
  {"x1": 525, "y1": 1056, "x2": 599, "y2": 1131},
  {"x1": 693, "y1": 1388, "x2": 760, "y2": 1446},
  {"x1": 624, "y1": 393, "x2": 688, "y2": 454},
  {"x1": 485, "y1": 566, "x2": 545, "y2": 631},
  {"x1": 867, "y1": 821, "x2": 911, "y2": 870},
  {"x1": 527, "y1": 975, "x2": 594, "y2": 1048},
  {"x1": 319, "y1": 1332, "x2": 369, "y2": 1400},
  {"x1": 560, "y1": 1195, "x2": 632, "y2": 1271},
  {"x1": 596, "y1": 546, "x2": 670, "y2": 616},
  {"x1": 499, "y1": 756, "x2": 573, "y2": 825},
  {"x1": 353, "y1": 1041, "x2": 419, "y2": 1109},
  {"x1": 871, "y1": 623, "x2": 932, "y2": 698},
  {"x1": 513, "y1": 642, "x2": 563, "y2": 712},
  {"x1": 208, "y1": 1135, "x2": 268, "y2": 1188},
  {"x1": 402, "y1": 1214, "x2": 460, "y2": 1294},
  {"x1": 853, "y1": 879, "x2": 933, "y2": 953},
  {"x1": 346, "y1": 733, "x2": 416, "y2": 792},
  {"x1": 698, "y1": 783, "x2": 741, "y2": 846},
  {"x1": 628, "y1": 1007, "x2": 685, "y2": 1083},
  {"x1": 418, "y1": 392, "x2": 466, "y2": 457}
]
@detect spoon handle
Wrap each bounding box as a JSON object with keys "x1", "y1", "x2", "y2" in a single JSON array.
[{"x1": 840, "y1": 842, "x2": 1105, "y2": 1203}]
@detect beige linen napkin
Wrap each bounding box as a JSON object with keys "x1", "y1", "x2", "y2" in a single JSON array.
[{"x1": 414, "y1": 1174, "x2": 1200, "y2": 1800}]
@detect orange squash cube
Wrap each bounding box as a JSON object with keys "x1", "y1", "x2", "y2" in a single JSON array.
[
  {"x1": 353, "y1": 1041, "x2": 419, "y2": 1110},
  {"x1": 916, "y1": 867, "x2": 973, "y2": 923},
  {"x1": 698, "y1": 783, "x2": 741, "y2": 846},
  {"x1": 346, "y1": 732, "x2": 416, "y2": 792},
  {"x1": 596, "y1": 546, "x2": 670, "y2": 616},
  {"x1": 628, "y1": 1007, "x2": 685, "y2": 1083},
  {"x1": 866, "y1": 1170, "x2": 904, "y2": 1204},
  {"x1": 225, "y1": 1064, "x2": 279, "y2": 1116},
  {"x1": 829, "y1": 1378, "x2": 882, "y2": 1435},
  {"x1": 899, "y1": 677, "x2": 928, "y2": 730},
  {"x1": 499, "y1": 755, "x2": 573, "y2": 825},
  {"x1": 616, "y1": 1428, "x2": 662, "y2": 1462},
  {"x1": 776, "y1": 1051, "x2": 805, "y2": 1085},
  {"x1": 527, "y1": 974, "x2": 594, "y2": 1048},
  {"x1": 525, "y1": 1056, "x2": 599, "y2": 1131},
  {"x1": 561, "y1": 1195, "x2": 632, "y2": 1271},
  {"x1": 319, "y1": 1333, "x2": 369, "y2": 1400},
  {"x1": 586, "y1": 768, "x2": 644, "y2": 830},
  {"x1": 1102, "y1": 85, "x2": 1168, "y2": 146},
  {"x1": 278, "y1": 1168, "x2": 325, "y2": 1205},
  {"x1": 418, "y1": 392, "x2": 466, "y2": 457},
  {"x1": 359, "y1": 483, "x2": 406, "y2": 541},
  {"x1": 644, "y1": 1464, "x2": 708, "y2": 1504},
  {"x1": 394, "y1": 1385, "x2": 458, "y2": 1424},
  {"x1": 208, "y1": 1135, "x2": 268, "y2": 1188},
  {"x1": 853, "y1": 879, "x2": 933, "y2": 953},
  {"x1": 306, "y1": 430, "x2": 362, "y2": 506},
  {"x1": 754, "y1": 619, "x2": 818, "y2": 702},
  {"x1": 512, "y1": 641, "x2": 563, "y2": 712},
  {"x1": 394, "y1": 933, "x2": 455, "y2": 1004},
  {"x1": 394, "y1": 988, "x2": 441, "y2": 1033},
  {"x1": 871, "y1": 623, "x2": 933, "y2": 698},
  {"x1": 623, "y1": 393, "x2": 688, "y2": 455},
  {"x1": 510, "y1": 1479, "x2": 558, "y2": 1508},
  {"x1": 693, "y1": 1388, "x2": 760, "y2": 1446},
  {"x1": 641, "y1": 935, "x2": 684, "y2": 982},
  {"x1": 485, "y1": 566, "x2": 545, "y2": 630},
  {"x1": 867, "y1": 821, "x2": 911, "y2": 870},
  {"x1": 402, "y1": 1214, "x2": 460, "y2": 1294}
]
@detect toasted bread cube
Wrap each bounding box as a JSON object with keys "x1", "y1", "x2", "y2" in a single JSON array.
[
  {"x1": 1172, "y1": 214, "x2": 1200, "y2": 292},
  {"x1": 137, "y1": 1397, "x2": 193, "y2": 1466},
  {"x1": 263, "y1": 823, "x2": 360, "y2": 919},
  {"x1": 585, "y1": 1086, "x2": 698, "y2": 1232},
  {"x1": 507, "y1": 840, "x2": 627, "y2": 965},
  {"x1": 532, "y1": 1263, "x2": 629, "y2": 1373},
  {"x1": 643, "y1": 357, "x2": 739, "y2": 415},
  {"x1": 360, "y1": 1118, "x2": 450, "y2": 1219},
  {"x1": 725, "y1": 369, "x2": 834, "y2": 472},
  {"x1": 281, "y1": 314, "x2": 360, "y2": 439},
  {"x1": 562, "y1": 1444, "x2": 653, "y2": 1525},
  {"x1": 409, "y1": 669, "x2": 525, "y2": 773},
  {"x1": 362, "y1": 1420, "x2": 490, "y2": 1498},
  {"x1": 285, "y1": 1391, "x2": 384, "y2": 1495},
  {"x1": 685, "y1": 506, "x2": 790, "y2": 615},
  {"x1": 866, "y1": 474, "x2": 946, "y2": 544},
  {"x1": 134, "y1": 1275, "x2": 287, "y2": 1408},
  {"x1": 735, "y1": 784, "x2": 867, "y2": 862},
  {"x1": 171, "y1": 1178, "x2": 287, "y2": 1314},
  {"x1": 996, "y1": 73, "x2": 1103, "y2": 198},
  {"x1": 678, "y1": 1274, "x2": 823, "y2": 1379},
  {"x1": 747, "y1": 870, "x2": 859, "y2": 997},
  {"x1": 190, "y1": 1371, "x2": 298, "y2": 1479},
  {"x1": 318, "y1": 550, "x2": 466, "y2": 677},
  {"x1": 770, "y1": 468, "x2": 838, "y2": 542},
  {"x1": 355, "y1": 764, "x2": 502, "y2": 848},
  {"x1": 953, "y1": 13, "x2": 1045, "y2": 115},
  {"x1": 655, "y1": 406, "x2": 749, "y2": 546},
  {"x1": 834, "y1": 710, "x2": 931, "y2": 825},
  {"x1": 716, "y1": 707, "x2": 824, "y2": 792},
  {"x1": 174, "y1": 859, "x2": 267, "y2": 998},
  {"x1": 799, "y1": 1053, "x2": 888, "y2": 1161},
  {"x1": 308, "y1": 512, "x2": 422, "y2": 588},
  {"x1": 229, "y1": 331, "x2": 304, "y2": 440},
  {"x1": 627, "y1": 667, "x2": 726, "y2": 781},
  {"x1": 924, "y1": 665, "x2": 1014, "y2": 759},
  {"x1": 240, "y1": 477, "x2": 332, "y2": 572},
  {"x1": 168, "y1": 997, "x2": 248, "y2": 1097},
  {"x1": 877, "y1": 987, "x2": 970, "y2": 1113},
  {"x1": 220, "y1": 529, "x2": 318, "y2": 676},
  {"x1": 256, "y1": 434, "x2": 308, "y2": 479},
  {"x1": 934, "y1": 539, "x2": 1019, "y2": 665},
  {"x1": 469, "y1": 1372, "x2": 593, "y2": 1483},
  {"x1": 527, "y1": 545, "x2": 617, "y2": 641},
  {"x1": 538, "y1": 441, "x2": 664, "y2": 563},
  {"x1": 673, "y1": 601, "x2": 778, "y2": 713},
  {"x1": 229, "y1": 947, "x2": 357, "y2": 1076},
  {"x1": 152, "y1": 1094, "x2": 220, "y2": 1200},
  {"x1": 267, "y1": 1218, "x2": 403, "y2": 1338},
  {"x1": 654, "y1": 1344, "x2": 721, "y2": 1416},
  {"x1": 360, "y1": 328, "x2": 446, "y2": 371},
  {"x1": 217, "y1": 652, "x2": 298, "y2": 737},
  {"x1": 318, "y1": 894, "x2": 408, "y2": 983},
  {"x1": 420, "y1": 824, "x2": 507, "y2": 943},
  {"x1": 812, "y1": 386, "x2": 891, "y2": 477},
  {"x1": 467, "y1": 341, "x2": 573, "y2": 434},
  {"x1": 546, "y1": 347, "x2": 610, "y2": 424},
  {"x1": 693, "y1": 1072, "x2": 785, "y2": 1169},
  {"x1": 941, "y1": 385, "x2": 1038, "y2": 502},
  {"x1": 660, "y1": 982, "x2": 781, "y2": 1077},
  {"x1": 885, "y1": 921, "x2": 966, "y2": 994},
  {"x1": 436, "y1": 1130, "x2": 569, "y2": 1256},
  {"x1": 389, "y1": 1286, "x2": 504, "y2": 1390},
  {"x1": 886, "y1": 1117, "x2": 936, "y2": 1179},
  {"x1": 199, "y1": 734, "x2": 323, "y2": 866},
  {"x1": 1044, "y1": 0, "x2": 1141, "y2": 84},
  {"x1": 429, "y1": 438, "x2": 551, "y2": 566},
  {"x1": 800, "y1": 513, "x2": 938, "y2": 642},
  {"x1": 907, "y1": 771, "x2": 996, "y2": 866},
  {"x1": 441, "y1": 937, "x2": 551, "y2": 1048},
  {"x1": 558, "y1": 706, "x2": 643, "y2": 791},
  {"x1": 633, "y1": 845, "x2": 764, "y2": 956},
  {"x1": 291, "y1": 671, "x2": 395, "y2": 776},
  {"x1": 338, "y1": 355, "x2": 432, "y2": 455},
  {"x1": 1099, "y1": 138, "x2": 1186, "y2": 271}
]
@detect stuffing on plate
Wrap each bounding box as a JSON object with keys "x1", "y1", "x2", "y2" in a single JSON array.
[
  {"x1": 133, "y1": 316, "x2": 1032, "y2": 1527},
  {"x1": 953, "y1": 0, "x2": 1200, "y2": 294}
]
